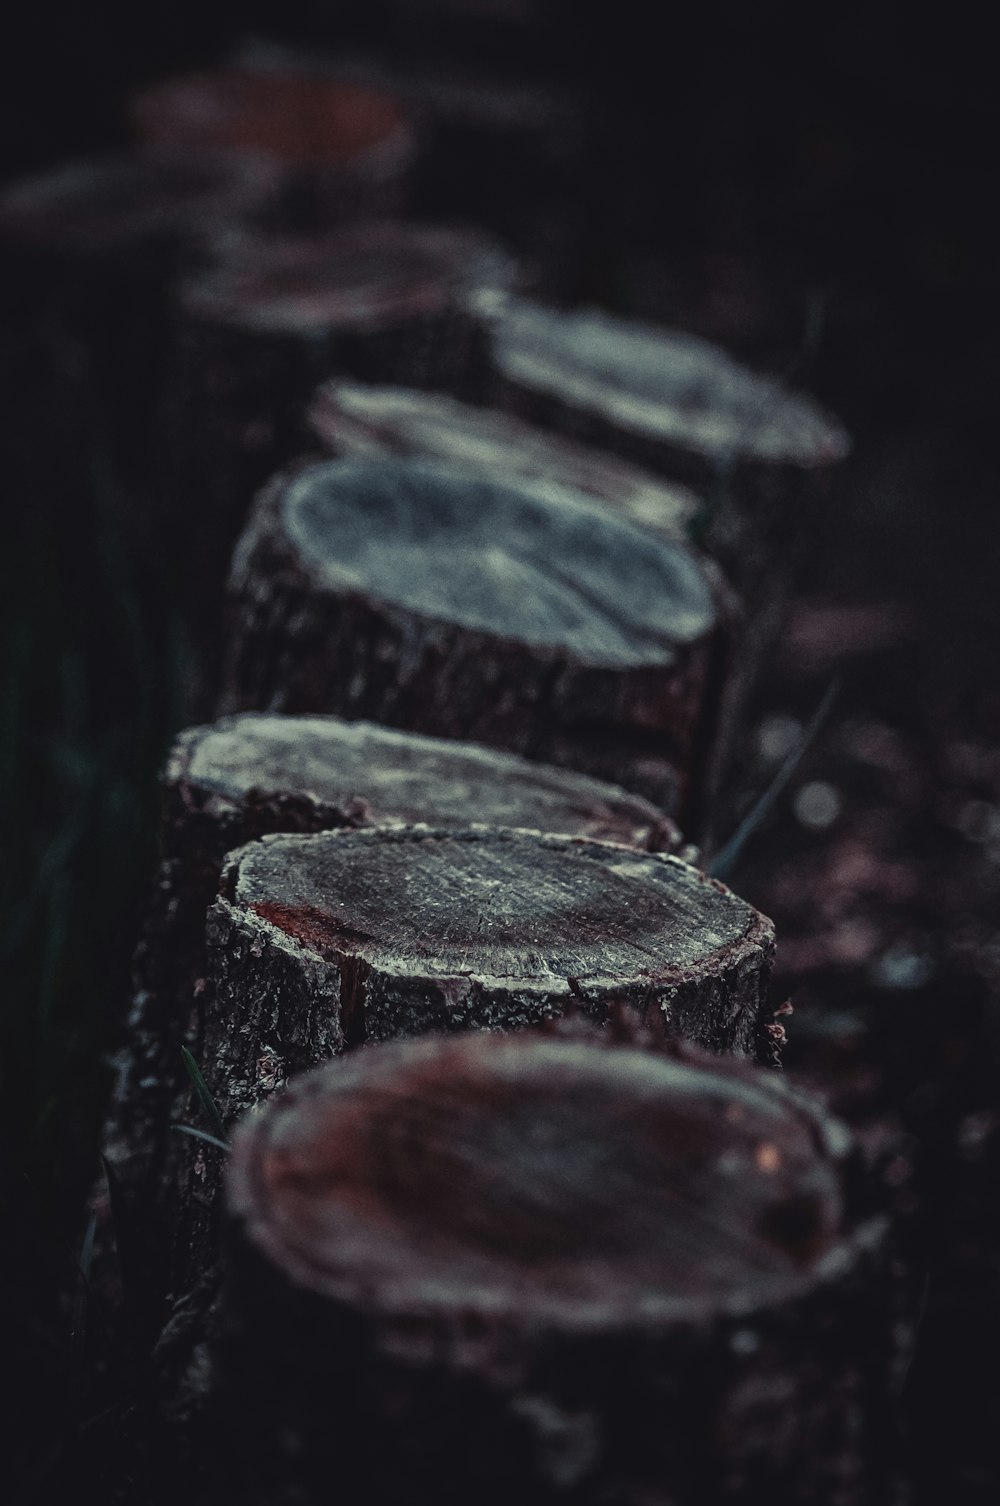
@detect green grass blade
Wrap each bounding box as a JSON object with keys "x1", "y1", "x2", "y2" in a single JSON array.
[
  {"x1": 171, "y1": 1123, "x2": 231, "y2": 1154},
  {"x1": 709, "y1": 679, "x2": 839, "y2": 881},
  {"x1": 180, "y1": 1046, "x2": 229, "y2": 1147}
]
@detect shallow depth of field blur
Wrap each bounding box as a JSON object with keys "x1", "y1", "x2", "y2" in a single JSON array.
[{"x1": 1, "y1": 6, "x2": 998, "y2": 1502}]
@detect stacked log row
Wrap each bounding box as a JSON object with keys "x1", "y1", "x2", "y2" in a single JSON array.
[
  {"x1": 476, "y1": 294, "x2": 850, "y2": 840},
  {"x1": 180, "y1": 40, "x2": 584, "y2": 285},
  {"x1": 218, "y1": 1029, "x2": 896, "y2": 1506},
  {"x1": 219, "y1": 456, "x2": 725, "y2": 816},
  {"x1": 166, "y1": 823, "x2": 774, "y2": 1319},
  {"x1": 101, "y1": 714, "x2": 679, "y2": 1342},
  {"x1": 158, "y1": 223, "x2": 516, "y2": 662},
  {"x1": 481, "y1": 295, "x2": 850, "y2": 564},
  {"x1": 129, "y1": 66, "x2": 418, "y2": 229}
]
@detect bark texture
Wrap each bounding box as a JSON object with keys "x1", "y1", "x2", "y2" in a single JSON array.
[
  {"x1": 219, "y1": 457, "x2": 726, "y2": 817},
  {"x1": 162, "y1": 824, "x2": 772, "y2": 1337},
  {"x1": 480, "y1": 297, "x2": 852, "y2": 840},
  {"x1": 157, "y1": 224, "x2": 516, "y2": 674},
  {"x1": 103, "y1": 713, "x2": 678, "y2": 1232},
  {"x1": 218, "y1": 1030, "x2": 897, "y2": 1506}
]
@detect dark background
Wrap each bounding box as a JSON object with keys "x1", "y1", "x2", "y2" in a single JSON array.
[{"x1": 1, "y1": 3, "x2": 998, "y2": 1502}]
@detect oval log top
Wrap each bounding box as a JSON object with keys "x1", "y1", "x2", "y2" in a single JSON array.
[
  {"x1": 179, "y1": 222, "x2": 515, "y2": 335},
  {"x1": 219, "y1": 1031, "x2": 892, "y2": 1505},
  {"x1": 173, "y1": 712, "x2": 680, "y2": 852},
  {"x1": 278, "y1": 458, "x2": 714, "y2": 664},
  {"x1": 229, "y1": 1032, "x2": 849, "y2": 1321},
  {"x1": 307, "y1": 378, "x2": 700, "y2": 539},
  {"x1": 487, "y1": 296, "x2": 850, "y2": 475},
  {"x1": 0, "y1": 150, "x2": 282, "y2": 255},
  {"x1": 210, "y1": 824, "x2": 774, "y2": 1070}
]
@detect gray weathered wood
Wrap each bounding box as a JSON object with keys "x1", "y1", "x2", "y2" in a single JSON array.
[
  {"x1": 219, "y1": 456, "x2": 725, "y2": 815},
  {"x1": 307, "y1": 378, "x2": 700, "y2": 540},
  {"x1": 104, "y1": 714, "x2": 678, "y2": 1209},
  {"x1": 477, "y1": 296, "x2": 850, "y2": 844},
  {"x1": 219, "y1": 1029, "x2": 895, "y2": 1505},
  {"x1": 158, "y1": 226, "x2": 517, "y2": 665}
]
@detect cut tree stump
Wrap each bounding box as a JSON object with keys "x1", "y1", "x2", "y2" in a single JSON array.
[
  {"x1": 103, "y1": 713, "x2": 679, "y2": 1255},
  {"x1": 129, "y1": 67, "x2": 418, "y2": 229},
  {"x1": 0, "y1": 150, "x2": 283, "y2": 561},
  {"x1": 161, "y1": 824, "x2": 773, "y2": 1341},
  {"x1": 219, "y1": 456, "x2": 725, "y2": 815},
  {"x1": 218, "y1": 1029, "x2": 896, "y2": 1506},
  {"x1": 478, "y1": 296, "x2": 850, "y2": 846},
  {"x1": 307, "y1": 378, "x2": 701, "y2": 540},
  {"x1": 483, "y1": 296, "x2": 850, "y2": 551},
  {"x1": 158, "y1": 225, "x2": 516, "y2": 672}
]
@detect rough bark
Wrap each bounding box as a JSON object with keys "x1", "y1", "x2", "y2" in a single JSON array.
[
  {"x1": 157, "y1": 224, "x2": 517, "y2": 684},
  {"x1": 218, "y1": 456, "x2": 727, "y2": 817},
  {"x1": 160, "y1": 824, "x2": 772, "y2": 1345},
  {"x1": 103, "y1": 713, "x2": 679, "y2": 1240},
  {"x1": 479, "y1": 297, "x2": 852, "y2": 841},
  {"x1": 217, "y1": 1029, "x2": 897, "y2": 1506},
  {"x1": 129, "y1": 67, "x2": 418, "y2": 229}
]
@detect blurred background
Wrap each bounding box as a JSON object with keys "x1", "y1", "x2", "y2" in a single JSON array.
[{"x1": 1, "y1": 3, "x2": 997, "y2": 1502}]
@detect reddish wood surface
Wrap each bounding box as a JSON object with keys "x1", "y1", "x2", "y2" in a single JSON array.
[{"x1": 220, "y1": 1029, "x2": 895, "y2": 1505}]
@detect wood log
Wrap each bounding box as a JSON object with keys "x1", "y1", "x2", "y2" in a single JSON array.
[
  {"x1": 483, "y1": 296, "x2": 850, "y2": 549},
  {"x1": 478, "y1": 295, "x2": 850, "y2": 846},
  {"x1": 159, "y1": 824, "x2": 772, "y2": 1337},
  {"x1": 218, "y1": 1029, "x2": 896, "y2": 1505},
  {"x1": 0, "y1": 150, "x2": 283, "y2": 560},
  {"x1": 158, "y1": 225, "x2": 516, "y2": 672},
  {"x1": 103, "y1": 713, "x2": 679, "y2": 1249},
  {"x1": 307, "y1": 378, "x2": 700, "y2": 540},
  {"x1": 129, "y1": 68, "x2": 418, "y2": 229},
  {"x1": 223, "y1": 39, "x2": 582, "y2": 285},
  {"x1": 219, "y1": 457, "x2": 725, "y2": 815}
]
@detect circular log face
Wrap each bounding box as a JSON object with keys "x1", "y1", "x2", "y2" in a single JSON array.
[
  {"x1": 489, "y1": 298, "x2": 850, "y2": 468},
  {"x1": 230, "y1": 1034, "x2": 848, "y2": 1321},
  {"x1": 179, "y1": 224, "x2": 515, "y2": 334},
  {"x1": 215, "y1": 825, "x2": 773, "y2": 1057},
  {"x1": 232, "y1": 827, "x2": 749, "y2": 986},
  {"x1": 279, "y1": 458, "x2": 715, "y2": 665},
  {"x1": 131, "y1": 69, "x2": 414, "y2": 172},
  {"x1": 307, "y1": 380, "x2": 699, "y2": 538},
  {"x1": 0, "y1": 151, "x2": 281, "y2": 255},
  {"x1": 177, "y1": 713, "x2": 678, "y2": 850}
]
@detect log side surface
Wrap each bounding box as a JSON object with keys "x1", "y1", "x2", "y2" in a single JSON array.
[
  {"x1": 102, "y1": 719, "x2": 678, "y2": 1337},
  {"x1": 160, "y1": 226, "x2": 517, "y2": 657},
  {"x1": 485, "y1": 296, "x2": 850, "y2": 493},
  {"x1": 220, "y1": 1031, "x2": 894, "y2": 1505},
  {"x1": 220, "y1": 457, "x2": 723, "y2": 813},
  {"x1": 208, "y1": 824, "x2": 774, "y2": 1112}
]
